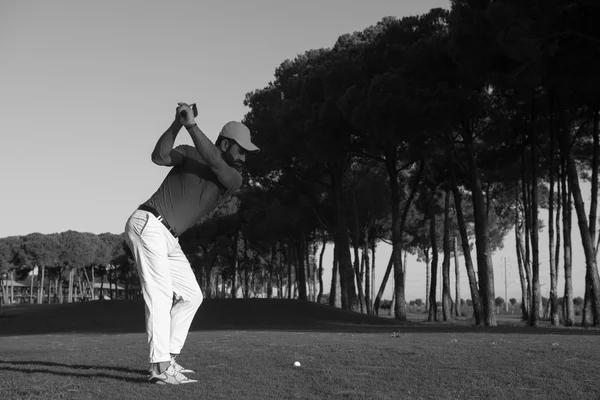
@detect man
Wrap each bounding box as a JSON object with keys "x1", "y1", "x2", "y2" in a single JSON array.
[{"x1": 124, "y1": 102, "x2": 259, "y2": 385}]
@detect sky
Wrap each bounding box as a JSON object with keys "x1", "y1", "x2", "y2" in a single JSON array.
[{"x1": 0, "y1": 0, "x2": 591, "y2": 302}]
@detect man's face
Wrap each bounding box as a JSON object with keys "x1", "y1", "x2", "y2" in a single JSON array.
[{"x1": 222, "y1": 140, "x2": 247, "y2": 173}]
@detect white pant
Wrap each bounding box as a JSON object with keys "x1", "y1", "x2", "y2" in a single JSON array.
[{"x1": 124, "y1": 209, "x2": 203, "y2": 363}]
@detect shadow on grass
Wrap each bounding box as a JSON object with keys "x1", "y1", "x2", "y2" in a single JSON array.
[
  {"x1": 0, "y1": 360, "x2": 147, "y2": 384},
  {"x1": 1, "y1": 299, "x2": 599, "y2": 336}
]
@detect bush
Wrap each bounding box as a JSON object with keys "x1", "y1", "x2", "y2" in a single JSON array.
[{"x1": 380, "y1": 300, "x2": 392, "y2": 310}]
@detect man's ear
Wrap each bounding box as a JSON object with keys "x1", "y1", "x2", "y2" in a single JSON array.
[{"x1": 219, "y1": 139, "x2": 229, "y2": 151}]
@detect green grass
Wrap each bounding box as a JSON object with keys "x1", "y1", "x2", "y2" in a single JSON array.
[{"x1": 1, "y1": 300, "x2": 599, "y2": 399}]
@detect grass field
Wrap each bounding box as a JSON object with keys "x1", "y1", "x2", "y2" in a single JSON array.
[{"x1": 1, "y1": 299, "x2": 599, "y2": 400}]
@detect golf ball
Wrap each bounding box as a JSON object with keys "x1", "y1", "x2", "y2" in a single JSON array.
[{"x1": 294, "y1": 361, "x2": 301, "y2": 367}]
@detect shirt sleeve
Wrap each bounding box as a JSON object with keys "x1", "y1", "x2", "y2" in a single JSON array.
[
  {"x1": 173, "y1": 144, "x2": 192, "y2": 159},
  {"x1": 221, "y1": 166, "x2": 243, "y2": 193}
]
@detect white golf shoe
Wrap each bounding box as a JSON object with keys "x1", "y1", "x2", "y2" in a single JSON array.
[
  {"x1": 148, "y1": 365, "x2": 198, "y2": 385},
  {"x1": 171, "y1": 358, "x2": 196, "y2": 374}
]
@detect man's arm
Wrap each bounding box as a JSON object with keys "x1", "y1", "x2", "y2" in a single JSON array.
[
  {"x1": 177, "y1": 103, "x2": 239, "y2": 189},
  {"x1": 151, "y1": 115, "x2": 186, "y2": 166}
]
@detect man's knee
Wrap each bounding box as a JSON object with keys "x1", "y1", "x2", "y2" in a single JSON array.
[
  {"x1": 176, "y1": 287, "x2": 202, "y2": 308},
  {"x1": 192, "y1": 287, "x2": 203, "y2": 308}
]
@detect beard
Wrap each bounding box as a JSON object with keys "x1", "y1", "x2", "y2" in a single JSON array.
[
  {"x1": 232, "y1": 162, "x2": 244, "y2": 174},
  {"x1": 223, "y1": 151, "x2": 244, "y2": 174}
]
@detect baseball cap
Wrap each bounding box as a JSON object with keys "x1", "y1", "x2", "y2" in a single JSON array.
[{"x1": 218, "y1": 121, "x2": 260, "y2": 153}]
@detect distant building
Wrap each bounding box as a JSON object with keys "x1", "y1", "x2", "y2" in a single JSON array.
[{"x1": 0, "y1": 276, "x2": 141, "y2": 304}]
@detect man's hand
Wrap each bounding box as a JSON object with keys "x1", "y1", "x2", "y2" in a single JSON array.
[{"x1": 177, "y1": 102, "x2": 196, "y2": 127}]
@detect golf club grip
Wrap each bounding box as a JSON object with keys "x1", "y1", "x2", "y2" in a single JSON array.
[{"x1": 179, "y1": 104, "x2": 197, "y2": 120}]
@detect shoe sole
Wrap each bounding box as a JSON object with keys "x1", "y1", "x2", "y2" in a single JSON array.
[
  {"x1": 149, "y1": 377, "x2": 197, "y2": 385},
  {"x1": 148, "y1": 369, "x2": 196, "y2": 375}
]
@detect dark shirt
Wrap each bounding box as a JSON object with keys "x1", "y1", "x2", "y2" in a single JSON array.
[{"x1": 143, "y1": 145, "x2": 242, "y2": 236}]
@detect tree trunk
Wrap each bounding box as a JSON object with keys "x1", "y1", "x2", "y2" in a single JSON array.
[
  {"x1": 30, "y1": 267, "x2": 35, "y2": 304},
  {"x1": 267, "y1": 244, "x2": 275, "y2": 299},
  {"x1": 9, "y1": 271, "x2": 14, "y2": 304},
  {"x1": 363, "y1": 227, "x2": 372, "y2": 315},
  {"x1": 373, "y1": 253, "x2": 394, "y2": 316},
  {"x1": 47, "y1": 270, "x2": 52, "y2": 303},
  {"x1": 371, "y1": 234, "x2": 376, "y2": 310},
  {"x1": 515, "y1": 200, "x2": 529, "y2": 320},
  {"x1": 584, "y1": 105, "x2": 600, "y2": 325},
  {"x1": 425, "y1": 248, "x2": 430, "y2": 312},
  {"x1": 330, "y1": 162, "x2": 357, "y2": 311},
  {"x1": 351, "y1": 198, "x2": 366, "y2": 312},
  {"x1": 329, "y1": 243, "x2": 338, "y2": 307},
  {"x1": 554, "y1": 161, "x2": 562, "y2": 324},
  {"x1": 83, "y1": 267, "x2": 92, "y2": 301},
  {"x1": 548, "y1": 127, "x2": 559, "y2": 326},
  {"x1": 463, "y1": 132, "x2": 496, "y2": 326},
  {"x1": 77, "y1": 274, "x2": 83, "y2": 302},
  {"x1": 359, "y1": 250, "x2": 366, "y2": 313},
  {"x1": 334, "y1": 255, "x2": 341, "y2": 308},
  {"x1": 297, "y1": 235, "x2": 307, "y2": 301},
  {"x1": 1, "y1": 275, "x2": 7, "y2": 306},
  {"x1": 243, "y1": 237, "x2": 250, "y2": 299},
  {"x1": 277, "y1": 242, "x2": 284, "y2": 298},
  {"x1": 317, "y1": 239, "x2": 326, "y2": 304},
  {"x1": 59, "y1": 272, "x2": 64, "y2": 303},
  {"x1": 111, "y1": 266, "x2": 116, "y2": 300},
  {"x1": 231, "y1": 233, "x2": 238, "y2": 299},
  {"x1": 521, "y1": 157, "x2": 533, "y2": 321},
  {"x1": 454, "y1": 236, "x2": 461, "y2": 318},
  {"x1": 449, "y1": 144, "x2": 482, "y2": 324},
  {"x1": 442, "y1": 186, "x2": 453, "y2": 321},
  {"x1": 590, "y1": 104, "x2": 599, "y2": 252},
  {"x1": 428, "y1": 200, "x2": 439, "y2": 323},
  {"x1": 386, "y1": 153, "x2": 423, "y2": 321},
  {"x1": 91, "y1": 265, "x2": 96, "y2": 301},
  {"x1": 386, "y1": 282, "x2": 393, "y2": 316},
  {"x1": 562, "y1": 158, "x2": 574, "y2": 326},
  {"x1": 565, "y1": 153, "x2": 600, "y2": 326},
  {"x1": 312, "y1": 242, "x2": 319, "y2": 301},
  {"x1": 403, "y1": 250, "x2": 407, "y2": 303},
  {"x1": 213, "y1": 269, "x2": 219, "y2": 298},
  {"x1": 202, "y1": 246, "x2": 212, "y2": 299},
  {"x1": 279, "y1": 246, "x2": 287, "y2": 297},
  {"x1": 68, "y1": 268, "x2": 74, "y2": 303},
  {"x1": 529, "y1": 117, "x2": 542, "y2": 327},
  {"x1": 306, "y1": 240, "x2": 312, "y2": 301},
  {"x1": 99, "y1": 267, "x2": 105, "y2": 301},
  {"x1": 287, "y1": 242, "x2": 292, "y2": 300},
  {"x1": 108, "y1": 267, "x2": 114, "y2": 300},
  {"x1": 38, "y1": 265, "x2": 45, "y2": 304},
  {"x1": 559, "y1": 113, "x2": 600, "y2": 326},
  {"x1": 76, "y1": 269, "x2": 81, "y2": 301}
]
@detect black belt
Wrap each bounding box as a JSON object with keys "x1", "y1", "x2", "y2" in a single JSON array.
[{"x1": 137, "y1": 205, "x2": 178, "y2": 238}]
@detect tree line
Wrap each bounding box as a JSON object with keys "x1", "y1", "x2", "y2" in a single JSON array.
[
  {"x1": 2, "y1": 1, "x2": 599, "y2": 329},
  {"x1": 238, "y1": 0, "x2": 600, "y2": 327},
  {"x1": 0, "y1": 231, "x2": 134, "y2": 304}
]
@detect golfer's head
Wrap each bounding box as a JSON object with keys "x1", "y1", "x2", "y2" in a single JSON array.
[{"x1": 216, "y1": 121, "x2": 259, "y2": 172}]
